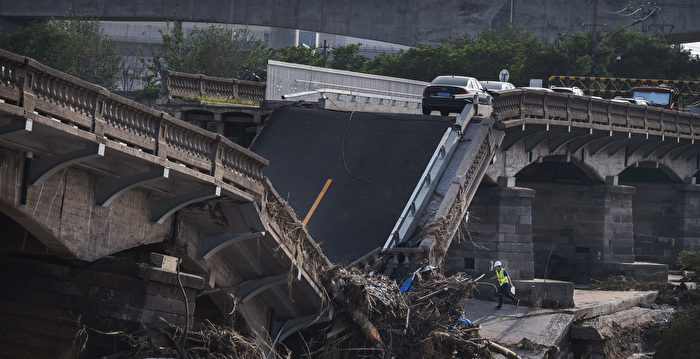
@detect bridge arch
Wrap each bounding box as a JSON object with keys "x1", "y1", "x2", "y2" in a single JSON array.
[
  {"x1": 514, "y1": 155, "x2": 604, "y2": 184},
  {"x1": 0, "y1": 203, "x2": 64, "y2": 256},
  {"x1": 618, "y1": 161, "x2": 683, "y2": 184}
]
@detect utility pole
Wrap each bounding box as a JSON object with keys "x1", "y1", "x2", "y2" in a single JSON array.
[
  {"x1": 590, "y1": 0, "x2": 599, "y2": 75},
  {"x1": 322, "y1": 40, "x2": 329, "y2": 67},
  {"x1": 509, "y1": 0, "x2": 514, "y2": 26}
]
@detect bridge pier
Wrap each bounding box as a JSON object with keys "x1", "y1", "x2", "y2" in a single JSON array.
[
  {"x1": 629, "y1": 181, "x2": 700, "y2": 268},
  {"x1": 446, "y1": 179, "x2": 535, "y2": 280},
  {"x1": 523, "y1": 182, "x2": 636, "y2": 283}
]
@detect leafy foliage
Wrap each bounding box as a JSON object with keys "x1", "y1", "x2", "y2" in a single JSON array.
[
  {"x1": 143, "y1": 22, "x2": 269, "y2": 90},
  {"x1": 275, "y1": 45, "x2": 325, "y2": 67},
  {"x1": 654, "y1": 304, "x2": 700, "y2": 358},
  {"x1": 677, "y1": 251, "x2": 700, "y2": 284},
  {"x1": 276, "y1": 26, "x2": 700, "y2": 86},
  {"x1": 590, "y1": 275, "x2": 661, "y2": 291},
  {"x1": 1, "y1": 15, "x2": 120, "y2": 90},
  {"x1": 653, "y1": 251, "x2": 700, "y2": 358}
]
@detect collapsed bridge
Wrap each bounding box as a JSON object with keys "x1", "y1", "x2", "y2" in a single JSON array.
[{"x1": 0, "y1": 52, "x2": 699, "y2": 357}]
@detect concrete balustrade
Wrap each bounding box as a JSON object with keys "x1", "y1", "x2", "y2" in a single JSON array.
[
  {"x1": 492, "y1": 89, "x2": 700, "y2": 141},
  {"x1": 161, "y1": 70, "x2": 266, "y2": 103},
  {"x1": 0, "y1": 49, "x2": 268, "y2": 196}
]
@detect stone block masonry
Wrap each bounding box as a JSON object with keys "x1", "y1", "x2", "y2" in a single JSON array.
[
  {"x1": 446, "y1": 183, "x2": 535, "y2": 280},
  {"x1": 0, "y1": 254, "x2": 204, "y2": 359},
  {"x1": 523, "y1": 182, "x2": 635, "y2": 283},
  {"x1": 629, "y1": 183, "x2": 700, "y2": 268}
]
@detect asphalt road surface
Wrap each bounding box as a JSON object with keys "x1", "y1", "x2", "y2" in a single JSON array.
[{"x1": 251, "y1": 107, "x2": 453, "y2": 263}]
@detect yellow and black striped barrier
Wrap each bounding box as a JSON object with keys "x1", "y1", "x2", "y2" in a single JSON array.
[{"x1": 547, "y1": 76, "x2": 700, "y2": 97}]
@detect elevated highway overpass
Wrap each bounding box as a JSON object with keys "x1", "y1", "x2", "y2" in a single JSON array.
[{"x1": 1, "y1": 0, "x2": 699, "y2": 44}]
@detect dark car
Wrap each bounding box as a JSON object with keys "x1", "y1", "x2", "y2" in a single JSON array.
[{"x1": 422, "y1": 75, "x2": 492, "y2": 116}]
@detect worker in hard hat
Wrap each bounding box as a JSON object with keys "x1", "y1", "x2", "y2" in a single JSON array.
[{"x1": 492, "y1": 260, "x2": 519, "y2": 309}]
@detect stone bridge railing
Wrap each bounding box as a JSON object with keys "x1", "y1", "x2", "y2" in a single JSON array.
[
  {"x1": 0, "y1": 49, "x2": 268, "y2": 195},
  {"x1": 492, "y1": 89, "x2": 700, "y2": 140},
  {"x1": 160, "y1": 70, "x2": 266, "y2": 103}
]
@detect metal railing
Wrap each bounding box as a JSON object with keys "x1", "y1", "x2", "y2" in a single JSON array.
[
  {"x1": 160, "y1": 70, "x2": 266, "y2": 103},
  {"x1": 547, "y1": 75, "x2": 700, "y2": 97},
  {"x1": 492, "y1": 89, "x2": 700, "y2": 139},
  {"x1": 0, "y1": 49, "x2": 268, "y2": 195},
  {"x1": 383, "y1": 97, "x2": 478, "y2": 251}
]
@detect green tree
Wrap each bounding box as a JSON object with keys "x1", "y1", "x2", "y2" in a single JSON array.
[
  {"x1": 1, "y1": 16, "x2": 119, "y2": 90},
  {"x1": 276, "y1": 45, "x2": 325, "y2": 67},
  {"x1": 329, "y1": 44, "x2": 369, "y2": 72},
  {"x1": 144, "y1": 22, "x2": 269, "y2": 89},
  {"x1": 653, "y1": 251, "x2": 700, "y2": 358}
]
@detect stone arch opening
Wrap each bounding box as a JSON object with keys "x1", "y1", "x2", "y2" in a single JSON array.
[
  {"x1": 222, "y1": 112, "x2": 258, "y2": 147},
  {"x1": 181, "y1": 110, "x2": 215, "y2": 129},
  {"x1": 618, "y1": 161, "x2": 682, "y2": 184},
  {"x1": 0, "y1": 201, "x2": 70, "y2": 258},
  {"x1": 515, "y1": 155, "x2": 604, "y2": 185},
  {"x1": 516, "y1": 156, "x2": 622, "y2": 283},
  {"x1": 0, "y1": 209, "x2": 50, "y2": 255}
]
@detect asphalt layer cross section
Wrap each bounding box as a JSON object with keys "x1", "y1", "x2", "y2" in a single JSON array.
[{"x1": 251, "y1": 107, "x2": 454, "y2": 263}]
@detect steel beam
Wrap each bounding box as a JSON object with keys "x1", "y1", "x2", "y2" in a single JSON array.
[
  {"x1": 27, "y1": 143, "x2": 105, "y2": 186},
  {"x1": 197, "y1": 231, "x2": 265, "y2": 260},
  {"x1": 150, "y1": 185, "x2": 220, "y2": 223},
  {"x1": 95, "y1": 166, "x2": 169, "y2": 207}
]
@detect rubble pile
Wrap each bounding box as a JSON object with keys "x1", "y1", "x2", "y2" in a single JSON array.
[
  {"x1": 85, "y1": 319, "x2": 284, "y2": 359},
  {"x1": 287, "y1": 266, "x2": 496, "y2": 359}
]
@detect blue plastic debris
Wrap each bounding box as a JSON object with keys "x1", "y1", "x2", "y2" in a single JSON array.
[
  {"x1": 400, "y1": 265, "x2": 437, "y2": 293},
  {"x1": 449, "y1": 317, "x2": 475, "y2": 331}
]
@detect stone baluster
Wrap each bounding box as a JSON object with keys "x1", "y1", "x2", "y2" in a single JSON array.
[
  {"x1": 209, "y1": 134, "x2": 224, "y2": 181},
  {"x1": 155, "y1": 113, "x2": 169, "y2": 158},
  {"x1": 17, "y1": 67, "x2": 35, "y2": 112},
  {"x1": 92, "y1": 95, "x2": 106, "y2": 137}
]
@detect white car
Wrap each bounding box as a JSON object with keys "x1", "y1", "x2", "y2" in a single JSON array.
[
  {"x1": 612, "y1": 96, "x2": 650, "y2": 106},
  {"x1": 550, "y1": 86, "x2": 585, "y2": 96},
  {"x1": 520, "y1": 87, "x2": 554, "y2": 92},
  {"x1": 480, "y1": 81, "x2": 515, "y2": 92}
]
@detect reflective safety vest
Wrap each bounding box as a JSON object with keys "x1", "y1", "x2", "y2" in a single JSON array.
[{"x1": 496, "y1": 269, "x2": 509, "y2": 286}]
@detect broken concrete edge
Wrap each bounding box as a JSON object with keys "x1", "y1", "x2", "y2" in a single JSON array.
[
  {"x1": 567, "y1": 291, "x2": 658, "y2": 321},
  {"x1": 595, "y1": 261, "x2": 669, "y2": 284},
  {"x1": 473, "y1": 278, "x2": 575, "y2": 309}
]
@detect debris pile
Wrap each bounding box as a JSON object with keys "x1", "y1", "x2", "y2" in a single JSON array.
[
  {"x1": 82, "y1": 319, "x2": 285, "y2": 359},
  {"x1": 287, "y1": 266, "x2": 498, "y2": 358}
]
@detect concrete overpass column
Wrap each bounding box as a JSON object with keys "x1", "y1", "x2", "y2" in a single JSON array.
[
  {"x1": 269, "y1": 28, "x2": 299, "y2": 49},
  {"x1": 445, "y1": 177, "x2": 535, "y2": 280}
]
